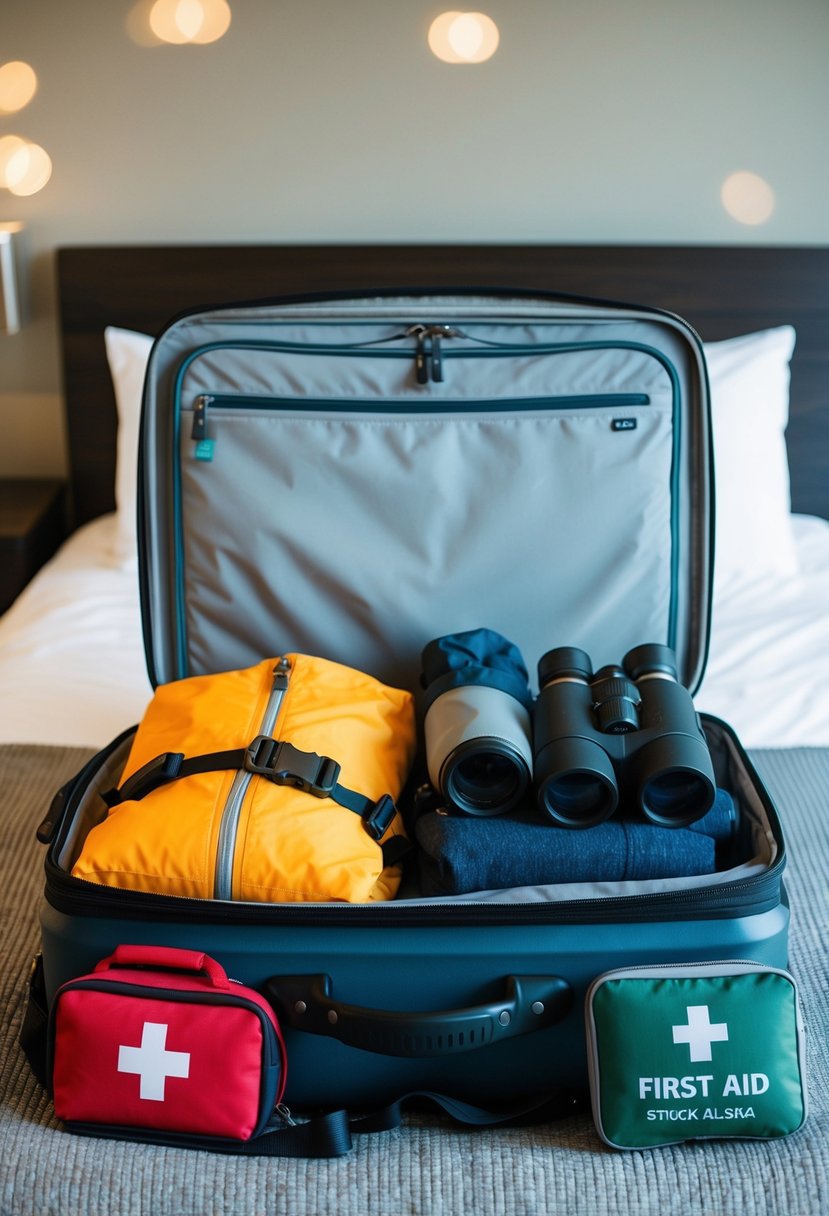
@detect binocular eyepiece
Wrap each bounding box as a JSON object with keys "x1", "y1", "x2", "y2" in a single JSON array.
[
  {"x1": 421, "y1": 631, "x2": 716, "y2": 830},
  {"x1": 534, "y1": 643, "x2": 716, "y2": 828}
]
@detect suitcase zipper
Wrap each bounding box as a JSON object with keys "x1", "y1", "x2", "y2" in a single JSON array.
[
  {"x1": 176, "y1": 335, "x2": 676, "y2": 393},
  {"x1": 404, "y1": 324, "x2": 466, "y2": 382},
  {"x1": 43, "y1": 861, "x2": 786, "y2": 926},
  {"x1": 189, "y1": 390, "x2": 652, "y2": 438},
  {"x1": 213, "y1": 658, "x2": 291, "y2": 900}
]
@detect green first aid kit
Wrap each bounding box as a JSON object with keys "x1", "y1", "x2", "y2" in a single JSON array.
[{"x1": 585, "y1": 962, "x2": 807, "y2": 1149}]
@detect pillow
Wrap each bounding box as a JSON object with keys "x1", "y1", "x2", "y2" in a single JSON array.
[
  {"x1": 703, "y1": 326, "x2": 798, "y2": 586},
  {"x1": 104, "y1": 327, "x2": 153, "y2": 567}
]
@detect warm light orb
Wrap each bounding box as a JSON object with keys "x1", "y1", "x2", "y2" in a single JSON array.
[
  {"x1": 191, "y1": 0, "x2": 231, "y2": 43},
  {"x1": 721, "y1": 171, "x2": 775, "y2": 226},
  {"x1": 0, "y1": 61, "x2": 38, "y2": 114},
  {"x1": 0, "y1": 134, "x2": 28, "y2": 185},
  {"x1": 149, "y1": 0, "x2": 231, "y2": 44},
  {"x1": 4, "y1": 141, "x2": 52, "y2": 196},
  {"x1": 428, "y1": 12, "x2": 500, "y2": 63}
]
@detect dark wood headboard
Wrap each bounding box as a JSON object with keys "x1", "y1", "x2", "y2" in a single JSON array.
[{"x1": 57, "y1": 244, "x2": 829, "y2": 527}]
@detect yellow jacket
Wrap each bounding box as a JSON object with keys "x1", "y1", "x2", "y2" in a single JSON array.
[{"x1": 73, "y1": 654, "x2": 415, "y2": 903}]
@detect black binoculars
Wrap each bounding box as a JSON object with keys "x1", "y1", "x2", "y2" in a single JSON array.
[
  {"x1": 533, "y1": 643, "x2": 716, "y2": 828},
  {"x1": 421, "y1": 630, "x2": 717, "y2": 829}
]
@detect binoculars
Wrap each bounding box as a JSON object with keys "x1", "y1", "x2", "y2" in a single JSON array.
[{"x1": 421, "y1": 630, "x2": 716, "y2": 829}]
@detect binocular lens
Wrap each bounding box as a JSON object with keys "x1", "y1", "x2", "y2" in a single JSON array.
[
  {"x1": 640, "y1": 769, "x2": 715, "y2": 827},
  {"x1": 539, "y1": 771, "x2": 617, "y2": 827},
  {"x1": 442, "y1": 741, "x2": 530, "y2": 818}
]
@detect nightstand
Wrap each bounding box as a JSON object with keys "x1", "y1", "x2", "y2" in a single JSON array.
[{"x1": 0, "y1": 478, "x2": 67, "y2": 614}]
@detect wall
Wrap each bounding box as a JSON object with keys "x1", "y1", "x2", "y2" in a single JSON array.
[{"x1": 1, "y1": 0, "x2": 828, "y2": 477}]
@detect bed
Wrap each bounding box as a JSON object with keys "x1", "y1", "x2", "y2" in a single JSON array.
[{"x1": 1, "y1": 246, "x2": 827, "y2": 1216}]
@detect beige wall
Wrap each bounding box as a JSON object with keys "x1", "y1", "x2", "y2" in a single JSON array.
[{"x1": 1, "y1": 0, "x2": 828, "y2": 477}]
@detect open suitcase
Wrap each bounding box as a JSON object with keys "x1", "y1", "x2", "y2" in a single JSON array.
[{"x1": 32, "y1": 289, "x2": 788, "y2": 1114}]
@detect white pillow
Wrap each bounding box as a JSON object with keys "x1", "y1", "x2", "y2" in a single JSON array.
[
  {"x1": 104, "y1": 326, "x2": 153, "y2": 566},
  {"x1": 703, "y1": 326, "x2": 798, "y2": 586}
]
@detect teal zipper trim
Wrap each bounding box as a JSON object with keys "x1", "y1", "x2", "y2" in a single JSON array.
[
  {"x1": 190, "y1": 391, "x2": 652, "y2": 417},
  {"x1": 213, "y1": 659, "x2": 290, "y2": 900},
  {"x1": 171, "y1": 340, "x2": 682, "y2": 679}
]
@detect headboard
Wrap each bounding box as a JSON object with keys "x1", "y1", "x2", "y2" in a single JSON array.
[{"x1": 57, "y1": 244, "x2": 829, "y2": 527}]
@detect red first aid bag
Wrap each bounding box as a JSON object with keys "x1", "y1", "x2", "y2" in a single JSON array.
[
  {"x1": 46, "y1": 944, "x2": 352, "y2": 1156},
  {"x1": 50, "y1": 944, "x2": 284, "y2": 1143}
]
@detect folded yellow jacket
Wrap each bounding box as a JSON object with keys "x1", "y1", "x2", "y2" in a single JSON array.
[{"x1": 72, "y1": 654, "x2": 415, "y2": 903}]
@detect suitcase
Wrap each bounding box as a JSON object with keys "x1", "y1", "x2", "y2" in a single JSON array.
[{"x1": 33, "y1": 289, "x2": 788, "y2": 1111}]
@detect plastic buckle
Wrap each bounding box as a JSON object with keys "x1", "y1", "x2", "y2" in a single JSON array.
[
  {"x1": 244, "y1": 736, "x2": 340, "y2": 798},
  {"x1": 103, "y1": 751, "x2": 184, "y2": 806},
  {"x1": 363, "y1": 794, "x2": 397, "y2": 841}
]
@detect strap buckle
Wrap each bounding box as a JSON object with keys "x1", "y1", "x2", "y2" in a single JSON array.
[
  {"x1": 244, "y1": 736, "x2": 341, "y2": 798},
  {"x1": 102, "y1": 751, "x2": 184, "y2": 807},
  {"x1": 363, "y1": 794, "x2": 397, "y2": 841}
]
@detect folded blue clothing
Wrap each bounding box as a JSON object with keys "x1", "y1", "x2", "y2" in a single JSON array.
[
  {"x1": 684, "y1": 788, "x2": 737, "y2": 841},
  {"x1": 415, "y1": 789, "x2": 738, "y2": 896}
]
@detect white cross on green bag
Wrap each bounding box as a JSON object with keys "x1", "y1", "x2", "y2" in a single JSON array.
[{"x1": 585, "y1": 962, "x2": 807, "y2": 1149}]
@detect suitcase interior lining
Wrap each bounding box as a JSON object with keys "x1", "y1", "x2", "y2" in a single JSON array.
[
  {"x1": 141, "y1": 300, "x2": 711, "y2": 695},
  {"x1": 53, "y1": 720, "x2": 777, "y2": 908}
]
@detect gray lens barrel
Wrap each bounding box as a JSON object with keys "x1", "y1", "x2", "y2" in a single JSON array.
[{"x1": 424, "y1": 684, "x2": 533, "y2": 817}]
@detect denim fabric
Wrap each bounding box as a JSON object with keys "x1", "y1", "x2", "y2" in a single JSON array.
[{"x1": 416, "y1": 789, "x2": 737, "y2": 896}]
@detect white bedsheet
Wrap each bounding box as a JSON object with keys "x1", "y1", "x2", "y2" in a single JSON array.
[
  {"x1": 697, "y1": 512, "x2": 829, "y2": 747},
  {"x1": 0, "y1": 513, "x2": 827, "y2": 750},
  {"x1": 0, "y1": 516, "x2": 152, "y2": 748}
]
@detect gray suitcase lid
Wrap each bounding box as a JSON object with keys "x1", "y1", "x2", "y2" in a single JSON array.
[{"x1": 138, "y1": 290, "x2": 712, "y2": 696}]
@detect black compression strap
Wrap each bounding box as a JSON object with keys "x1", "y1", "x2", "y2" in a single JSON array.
[{"x1": 101, "y1": 741, "x2": 400, "y2": 841}]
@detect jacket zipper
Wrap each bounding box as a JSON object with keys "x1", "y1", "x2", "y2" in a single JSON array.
[{"x1": 213, "y1": 658, "x2": 291, "y2": 900}]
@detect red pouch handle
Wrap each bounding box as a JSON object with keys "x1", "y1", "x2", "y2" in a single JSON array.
[{"x1": 93, "y1": 945, "x2": 231, "y2": 989}]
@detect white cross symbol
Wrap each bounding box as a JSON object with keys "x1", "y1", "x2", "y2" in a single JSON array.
[
  {"x1": 117, "y1": 1021, "x2": 191, "y2": 1101},
  {"x1": 672, "y1": 1004, "x2": 729, "y2": 1062}
]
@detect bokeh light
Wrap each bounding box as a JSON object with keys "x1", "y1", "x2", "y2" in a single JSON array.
[
  {"x1": 0, "y1": 134, "x2": 28, "y2": 184},
  {"x1": 721, "y1": 171, "x2": 775, "y2": 226},
  {"x1": 3, "y1": 141, "x2": 52, "y2": 196},
  {"x1": 428, "y1": 12, "x2": 500, "y2": 64},
  {"x1": 0, "y1": 61, "x2": 38, "y2": 114},
  {"x1": 149, "y1": 0, "x2": 232, "y2": 45}
]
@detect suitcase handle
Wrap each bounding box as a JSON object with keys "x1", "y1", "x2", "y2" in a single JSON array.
[
  {"x1": 94, "y1": 945, "x2": 231, "y2": 989},
  {"x1": 264, "y1": 974, "x2": 572, "y2": 1058}
]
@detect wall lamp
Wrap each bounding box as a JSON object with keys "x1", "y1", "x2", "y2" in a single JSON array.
[{"x1": 0, "y1": 221, "x2": 23, "y2": 334}]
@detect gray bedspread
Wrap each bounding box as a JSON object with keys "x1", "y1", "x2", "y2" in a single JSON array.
[{"x1": 1, "y1": 744, "x2": 826, "y2": 1216}]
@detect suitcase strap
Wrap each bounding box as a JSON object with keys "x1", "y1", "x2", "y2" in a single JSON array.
[
  {"x1": 101, "y1": 736, "x2": 401, "y2": 844},
  {"x1": 350, "y1": 1088, "x2": 589, "y2": 1135}
]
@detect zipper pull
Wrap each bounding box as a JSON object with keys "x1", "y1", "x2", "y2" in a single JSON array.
[
  {"x1": 272, "y1": 657, "x2": 291, "y2": 691},
  {"x1": 430, "y1": 330, "x2": 443, "y2": 382},
  {"x1": 192, "y1": 395, "x2": 215, "y2": 461},
  {"x1": 276, "y1": 1102, "x2": 296, "y2": 1127},
  {"x1": 427, "y1": 325, "x2": 465, "y2": 383},
  {"x1": 406, "y1": 325, "x2": 430, "y2": 385},
  {"x1": 191, "y1": 395, "x2": 212, "y2": 440}
]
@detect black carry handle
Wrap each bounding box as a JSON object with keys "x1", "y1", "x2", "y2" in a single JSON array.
[{"x1": 265, "y1": 974, "x2": 572, "y2": 1058}]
